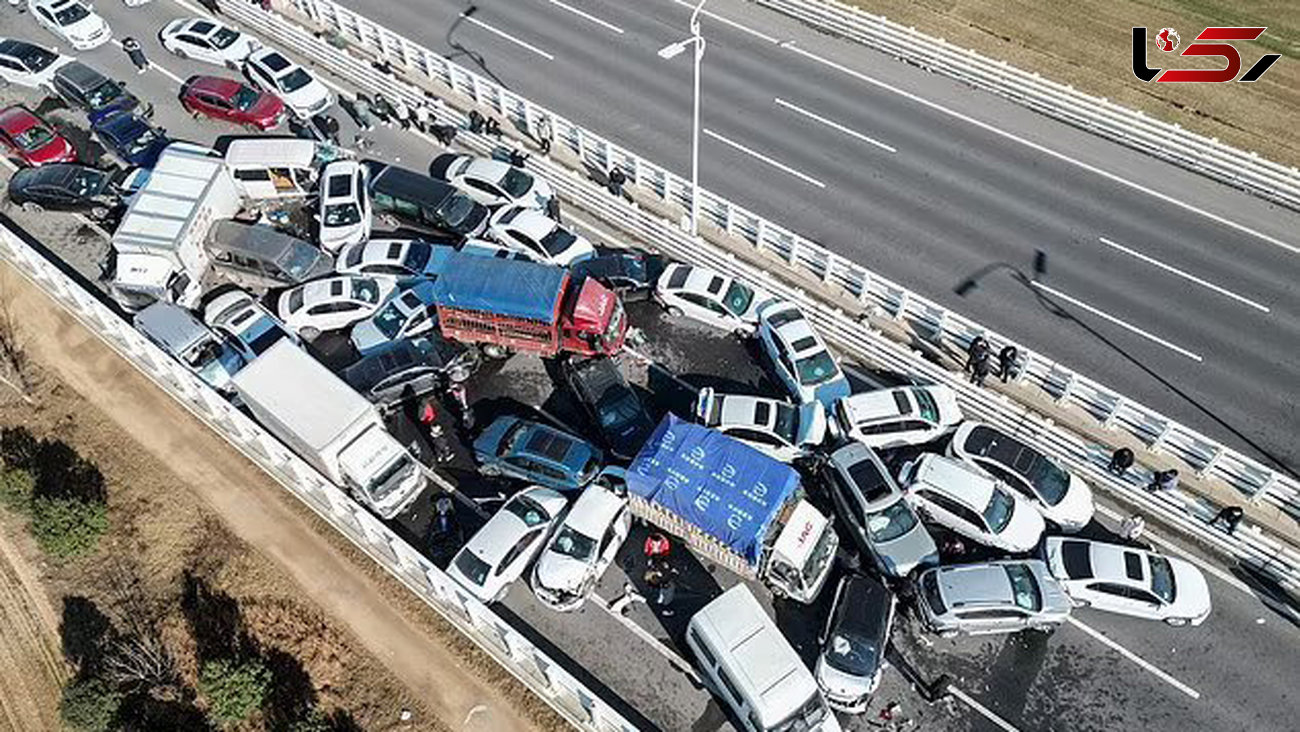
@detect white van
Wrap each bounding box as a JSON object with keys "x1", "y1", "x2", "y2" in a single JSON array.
[
  {"x1": 686, "y1": 585, "x2": 840, "y2": 732},
  {"x1": 223, "y1": 138, "x2": 321, "y2": 200}
]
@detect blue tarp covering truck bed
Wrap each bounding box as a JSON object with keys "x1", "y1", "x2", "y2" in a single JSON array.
[
  {"x1": 626, "y1": 415, "x2": 800, "y2": 565},
  {"x1": 430, "y1": 252, "x2": 567, "y2": 322}
]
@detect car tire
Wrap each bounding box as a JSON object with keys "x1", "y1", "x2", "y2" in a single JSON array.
[
  {"x1": 20, "y1": 202, "x2": 43, "y2": 214},
  {"x1": 937, "y1": 629, "x2": 958, "y2": 640},
  {"x1": 666, "y1": 305, "x2": 683, "y2": 318},
  {"x1": 1073, "y1": 599, "x2": 1091, "y2": 609},
  {"x1": 1032, "y1": 623, "x2": 1060, "y2": 635},
  {"x1": 89, "y1": 205, "x2": 109, "y2": 219},
  {"x1": 171, "y1": 47, "x2": 188, "y2": 60},
  {"x1": 480, "y1": 465, "x2": 500, "y2": 477},
  {"x1": 299, "y1": 326, "x2": 321, "y2": 342},
  {"x1": 1164, "y1": 617, "x2": 1190, "y2": 627},
  {"x1": 481, "y1": 343, "x2": 509, "y2": 359}
]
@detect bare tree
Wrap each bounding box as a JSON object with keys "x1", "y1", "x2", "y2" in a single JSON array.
[
  {"x1": 99, "y1": 556, "x2": 181, "y2": 696},
  {"x1": 0, "y1": 283, "x2": 33, "y2": 405}
]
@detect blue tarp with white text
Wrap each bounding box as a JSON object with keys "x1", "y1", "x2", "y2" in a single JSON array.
[{"x1": 627, "y1": 415, "x2": 799, "y2": 566}]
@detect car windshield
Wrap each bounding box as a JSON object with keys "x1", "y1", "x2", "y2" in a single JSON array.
[
  {"x1": 598, "y1": 391, "x2": 642, "y2": 428},
  {"x1": 436, "y1": 193, "x2": 475, "y2": 226},
  {"x1": 912, "y1": 388, "x2": 940, "y2": 422},
  {"x1": 372, "y1": 302, "x2": 409, "y2": 339},
  {"x1": 771, "y1": 403, "x2": 799, "y2": 443},
  {"x1": 55, "y1": 4, "x2": 91, "y2": 24},
  {"x1": 984, "y1": 487, "x2": 1016, "y2": 533},
  {"x1": 500, "y1": 167, "x2": 532, "y2": 198},
  {"x1": 281, "y1": 246, "x2": 322, "y2": 279},
  {"x1": 324, "y1": 202, "x2": 361, "y2": 226},
  {"x1": 551, "y1": 525, "x2": 597, "y2": 561},
  {"x1": 125, "y1": 127, "x2": 160, "y2": 155},
  {"x1": 722, "y1": 280, "x2": 754, "y2": 315},
  {"x1": 824, "y1": 631, "x2": 880, "y2": 677},
  {"x1": 539, "y1": 229, "x2": 576, "y2": 255},
  {"x1": 85, "y1": 79, "x2": 125, "y2": 108},
  {"x1": 278, "y1": 68, "x2": 312, "y2": 93},
  {"x1": 1148, "y1": 555, "x2": 1176, "y2": 604},
  {"x1": 13, "y1": 124, "x2": 54, "y2": 151},
  {"x1": 453, "y1": 551, "x2": 491, "y2": 587},
  {"x1": 1027, "y1": 456, "x2": 1072, "y2": 505},
  {"x1": 796, "y1": 350, "x2": 838, "y2": 386},
  {"x1": 503, "y1": 494, "x2": 551, "y2": 527},
  {"x1": 210, "y1": 26, "x2": 240, "y2": 49},
  {"x1": 231, "y1": 85, "x2": 261, "y2": 111},
  {"x1": 866, "y1": 500, "x2": 919, "y2": 543},
  {"x1": 1005, "y1": 564, "x2": 1042, "y2": 611},
  {"x1": 244, "y1": 321, "x2": 285, "y2": 355},
  {"x1": 800, "y1": 527, "x2": 837, "y2": 587},
  {"x1": 352, "y1": 279, "x2": 380, "y2": 304}
]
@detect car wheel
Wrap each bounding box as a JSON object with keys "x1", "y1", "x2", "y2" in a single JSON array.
[
  {"x1": 481, "y1": 343, "x2": 509, "y2": 359},
  {"x1": 480, "y1": 465, "x2": 500, "y2": 477},
  {"x1": 171, "y1": 47, "x2": 188, "y2": 60},
  {"x1": 1032, "y1": 623, "x2": 1060, "y2": 635},
  {"x1": 1164, "y1": 617, "x2": 1190, "y2": 627},
  {"x1": 299, "y1": 326, "x2": 321, "y2": 342},
  {"x1": 1073, "y1": 599, "x2": 1091, "y2": 609},
  {"x1": 937, "y1": 628, "x2": 958, "y2": 640},
  {"x1": 243, "y1": 122, "x2": 263, "y2": 133},
  {"x1": 665, "y1": 305, "x2": 683, "y2": 318},
  {"x1": 89, "y1": 205, "x2": 109, "y2": 219},
  {"x1": 20, "y1": 201, "x2": 43, "y2": 214}
]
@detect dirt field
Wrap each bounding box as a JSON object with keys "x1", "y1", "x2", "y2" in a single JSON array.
[
  {"x1": 0, "y1": 261, "x2": 561, "y2": 731},
  {"x1": 845, "y1": 0, "x2": 1300, "y2": 167}
]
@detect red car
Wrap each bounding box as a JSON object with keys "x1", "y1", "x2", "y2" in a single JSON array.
[
  {"x1": 0, "y1": 106, "x2": 76, "y2": 167},
  {"x1": 180, "y1": 75, "x2": 284, "y2": 130}
]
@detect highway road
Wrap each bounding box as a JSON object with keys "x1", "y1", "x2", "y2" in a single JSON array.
[
  {"x1": 339, "y1": 0, "x2": 1300, "y2": 479},
  {"x1": 1, "y1": 2, "x2": 1298, "y2": 732}
]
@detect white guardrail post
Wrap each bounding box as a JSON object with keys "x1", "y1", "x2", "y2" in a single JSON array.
[
  {"x1": 0, "y1": 218, "x2": 640, "y2": 732},
  {"x1": 224, "y1": 0, "x2": 1300, "y2": 593}
]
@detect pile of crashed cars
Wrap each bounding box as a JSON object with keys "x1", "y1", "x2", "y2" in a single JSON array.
[{"x1": 0, "y1": 9, "x2": 1214, "y2": 732}]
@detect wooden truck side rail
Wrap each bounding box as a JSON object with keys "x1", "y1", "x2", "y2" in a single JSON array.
[
  {"x1": 625, "y1": 493, "x2": 757, "y2": 580},
  {"x1": 437, "y1": 305, "x2": 558, "y2": 356}
]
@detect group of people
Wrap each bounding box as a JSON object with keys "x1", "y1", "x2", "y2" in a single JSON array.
[{"x1": 964, "y1": 336, "x2": 1018, "y2": 387}]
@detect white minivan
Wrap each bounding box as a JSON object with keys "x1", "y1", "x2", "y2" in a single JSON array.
[{"x1": 686, "y1": 585, "x2": 841, "y2": 732}]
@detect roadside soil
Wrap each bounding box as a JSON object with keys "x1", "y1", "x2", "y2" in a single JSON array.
[
  {"x1": 0, "y1": 524, "x2": 66, "y2": 732},
  {"x1": 0, "y1": 261, "x2": 561, "y2": 731},
  {"x1": 845, "y1": 0, "x2": 1300, "y2": 167}
]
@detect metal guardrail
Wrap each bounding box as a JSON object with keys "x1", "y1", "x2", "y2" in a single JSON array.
[
  {"x1": 751, "y1": 0, "x2": 1300, "y2": 212},
  {"x1": 251, "y1": 0, "x2": 1300, "y2": 529},
  {"x1": 0, "y1": 223, "x2": 640, "y2": 732}
]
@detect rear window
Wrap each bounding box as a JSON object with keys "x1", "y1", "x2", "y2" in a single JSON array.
[
  {"x1": 791, "y1": 336, "x2": 817, "y2": 352},
  {"x1": 1059, "y1": 540, "x2": 1094, "y2": 579},
  {"x1": 705, "y1": 276, "x2": 723, "y2": 295},
  {"x1": 327, "y1": 173, "x2": 351, "y2": 198},
  {"x1": 892, "y1": 390, "x2": 912, "y2": 415},
  {"x1": 666, "y1": 266, "x2": 690, "y2": 289},
  {"x1": 453, "y1": 551, "x2": 490, "y2": 587},
  {"x1": 766, "y1": 307, "x2": 802, "y2": 328}
]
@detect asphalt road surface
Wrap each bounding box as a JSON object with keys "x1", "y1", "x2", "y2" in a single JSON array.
[
  {"x1": 1, "y1": 2, "x2": 1298, "y2": 732},
  {"x1": 336, "y1": 0, "x2": 1300, "y2": 481}
]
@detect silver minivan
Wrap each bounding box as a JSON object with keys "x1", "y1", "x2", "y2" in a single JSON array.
[
  {"x1": 134, "y1": 301, "x2": 244, "y2": 394},
  {"x1": 207, "y1": 220, "x2": 334, "y2": 291}
]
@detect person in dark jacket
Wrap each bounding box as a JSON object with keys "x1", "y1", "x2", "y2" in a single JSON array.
[
  {"x1": 1108, "y1": 447, "x2": 1135, "y2": 476},
  {"x1": 122, "y1": 37, "x2": 149, "y2": 74},
  {"x1": 1209, "y1": 505, "x2": 1244, "y2": 535},
  {"x1": 998, "y1": 345, "x2": 1019, "y2": 383}
]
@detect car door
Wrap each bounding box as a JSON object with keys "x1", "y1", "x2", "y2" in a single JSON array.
[
  {"x1": 496, "y1": 528, "x2": 545, "y2": 585},
  {"x1": 248, "y1": 63, "x2": 274, "y2": 93},
  {"x1": 177, "y1": 34, "x2": 214, "y2": 63},
  {"x1": 678, "y1": 292, "x2": 730, "y2": 327},
  {"x1": 34, "y1": 6, "x2": 58, "y2": 33},
  {"x1": 462, "y1": 176, "x2": 507, "y2": 206},
  {"x1": 1082, "y1": 582, "x2": 1144, "y2": 616},
  {"x1": 725, "y1": 427, "x2": 792, "y2": 461},
  {"x1": 505, "y1": 229, "x2": 547, "y2": 260},
  {"x1": 977, "y1": 460, "x2": 1038, "y2": 503}
]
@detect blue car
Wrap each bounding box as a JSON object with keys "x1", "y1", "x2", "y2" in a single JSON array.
[
  {"x1": 473, "y1": 416, "x2": 603, "y2": 492},
  {"x1": 91, "y1": 110, "x2": 170, "y2": 168}
]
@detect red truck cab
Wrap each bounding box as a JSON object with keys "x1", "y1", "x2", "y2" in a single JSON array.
[{"x1": 432, "y1": 253, "x2": 627, "y2": 358}]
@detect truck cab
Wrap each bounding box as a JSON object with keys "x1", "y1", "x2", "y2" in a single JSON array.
[
  {"x1": 560, "y1": 276, "x2": 627, "y2": 357},
  {"x1": 109, "y1": 250, "x2": 204, "y2": 312},
  {"x1": 763, "y1": 499, "x2": 839, "y2": 604},
  {"x1": 336, "y1": 425, "x2": 425, "y2": 518}
]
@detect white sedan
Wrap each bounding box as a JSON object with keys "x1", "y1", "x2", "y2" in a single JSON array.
[
  {"x1": 531, "y1": 481, "x2": 630, "y2": 612},
  {"x1": 1044, "y1": 537, "x2": 1211, "y2": 626},
  {"x1": 487, "y1": 204, "x2": 594, "y2": 266},
  {"x1": 245, "y1": 48, "x2": 332, "y2": 119},
  {"x1": 318, "y1": 160, "x2": 370, "y2": 252},
  {"x1": 28, "y1": 0, "x2": 110, "y2": 50},
  {"x1": 0, "y1": 37, "x2": 73, "y2": 89},
  {"x1": 694, "y1": 387, "x2": 826, "y2": 463},
  {"x1": 448, "y1": 487, "x2": 569, "y2": 604},
  {"x1": 831, "y1": 385, "x2": 963, "y2": 450},
  {"x1": 276, "y1": 275, "x2": 393, "y2": 339},
  {"x1": 336, "y1": 238, "x2": 458, "y2": 279},
  {"x1": 159, "y1": 17, "x2": 260, "y2": 68},
  {"x1": 655, "y1": 263, "x2": 770, "y2": 335},
  {"x1": 949, "y1": 422, "x2": 1094, "y2": 531},
  {"x1": 428, "y1": 153, "x2": 555, "y2": 210}
]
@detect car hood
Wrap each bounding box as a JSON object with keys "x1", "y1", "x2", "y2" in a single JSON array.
[
  {"x1": 1168, "y1": 558, "x2": 1212, "y2": 621},
  {"x1": 1044, "y1": 474, "x2": 1094, "y2": 530},
  {"x1": 815, "y1": 653, "x2": 879, "y2": 702},
  {"x1": 797, "y1": 403, "x2": 828, "y2": 447},
  {"x1": 875, "y1": 522, "x2": 939, "y2": 577},
  {"x1": 997, "y1": 497, "x2": 1046, "y2": 552},
  {"x1": 63, "y1": 14, "x2": 109, "y2": 42},
  {"x1": 27, "y1": 134, "x2": 75, "y2": 165},
  {"x1": 281, "y1": 79, "x2": 330, "y2": 109},
  {"x1": 246, "y1": 92, "x2": 285, "y2": 121},
  {"x1": 349, "y1": 320, "x2": 386, "y2": 354},
  {"x1": 533, "y1": 550, "x2": 593, "y2": 593}
]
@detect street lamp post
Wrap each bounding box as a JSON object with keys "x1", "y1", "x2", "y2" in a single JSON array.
[{"x1": 658, "y1": 0, "x2": 707, "y2": 237}]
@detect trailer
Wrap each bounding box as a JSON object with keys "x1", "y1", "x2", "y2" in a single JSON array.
[
  {"x1": 431, "y1": 253, "x2": 626, "y2": 358},
  {"x1": 626, "y1": 415, "x2": 838, "y2": 604}
]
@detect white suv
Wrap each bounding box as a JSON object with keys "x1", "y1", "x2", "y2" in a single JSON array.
[
  {"x1": 831, "y1": 385, "x2": 962, "y2": 449},
  {"x1": 756, "y1": 300, "x2": 850, "y2": 409},
  {"x1": 900, "y1": 454, "x2": 1044, "y2": 553},
  {"x1": 318, "y1": 160, "x2": 370, "y2": 252},
  {"x1": 695, "y1": 387, "x2": 826, "y2": 463}
]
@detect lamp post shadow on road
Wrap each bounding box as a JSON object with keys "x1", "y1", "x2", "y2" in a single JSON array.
[
  {"x1": 657, "y1": 0, "x2": 707, "y2": 239},
  {"x1": 954, "y1": 251, "x2": 1298, "y2": 482},
  {"x1": 445, "y1": 4, "x2": 509, "y2": 90}
]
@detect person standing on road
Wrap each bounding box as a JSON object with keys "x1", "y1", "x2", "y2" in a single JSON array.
[
  {"x1": 122, "y1": 38, "x2": 149, "y2": 74},
  {"x1": 997, "y1": 345, "x2": 1019, "y2": 383},
  {"x1": 1108, "y1": 446, "x2": 1135, "y2": 477},
  {"x1": 390, "y1": 95, "x2": 411, "y2": 130},
  {"x1": 970, "y1": 353, "x2": 993, "y2": 387},
  {"x1": 965, "y1": 336, "x2": 990, "y2": 379}
]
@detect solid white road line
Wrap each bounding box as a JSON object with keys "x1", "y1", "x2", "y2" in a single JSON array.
[
  {"x1": 545, "y1": 0, "x2": 625, "y2": 34},
  {"x1": 1030, "y1": 281, "x2": 1204, "y2": 362},
  {"x1": 1066, "y1": 617, "x2": 1202, "y2": 699},
  {"x1": 1097, "y1": 237, "x2": 1270, "y2": 313},
  {"x1": 774, "y1": 97, "x2": 896, "y2": 153},
  {"x1": 777, "y1": 45, "x2": 1300, "y2": 256},
  {"x1": 110, "y1": 39, "x2": 185, "y2": 85},
  {"x1": 587, "y1": 593, "x2": 703, "y2": 684},
  {"x1": 703, "y1": 128, "x2": 826, "y2": 189},
  {"x1": 667, "y1": 0, "x2": 780, "y2": 44},
  {"x1": 463, "y1": 15, "x2": 556, "y2": 61},
  {"x1": 945, "y1": 685, "x2": 1023, "y2": 732}
]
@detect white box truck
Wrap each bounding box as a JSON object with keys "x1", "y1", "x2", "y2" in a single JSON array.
[
  {"x1": 109, "y1": 144, "x2": 240, "y2": 310},
  {"x1": 231, "y1": 340, "x2": 427, "y2": 519}
]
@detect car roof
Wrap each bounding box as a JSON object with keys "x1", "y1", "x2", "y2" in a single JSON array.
[
  {"x1": 53, "y1": 60, "x2": 105, "y2": 88},
  {"x1": 959, "y1": 424, "x2": 1045, "y2": 475},
  {"x1": 715, "y1": 393, "x2": 780, "y2": 430},
  {"x1": 368, "y1": 163, "x2": 456, "y2": 205},
  {"x1": 1078, "y1": 539, "x2": 1149, "y2": 586},
  {"x1": 833, "y1": 574, "x2": 892, "y2": 637},
  {"x1": 517, "y1": 424, "x2": 577, "y2": 464},
  {"x1": 462, "y1": 156, "x2": 512, "y2": 182},
  {"x1": 0, "y1": 106, "x2": 38, "y2": 133},
  {"x1": 680, "y1": 265, "x2": 729, "y2": 295},
  {"x1": 187, "y1": 75, "x2": 242, "y2": 97},
  {"x1": 497, "y1": 206, "x2": 556, "y2": 237},
  {"x1": 322, "y1": 160, "x2": 359, "y2": 200},
  {"x1": 296, "y1": 275, "x2": 366, "y2": 302},
  {"x1": 935, "y1": 563, "x2": 1013, "y2": 606},
  {"x1": 562, "y1": 485, "x2": 624, "y2": 537},
  {"x1": 841, "y1": 388, "x2": 913, "y2": 422},
  {"x1": 828, "y1": 442, "x2": 898, "y2": 507},
  {"x1": 251, "y1": 49, "x2": 294, "y2": 73},
  {"x1": 464, "y1": 505, "x2": 532, "y2": 564},
  {"x1": 185, "y1": 18, "x2": 220, "y2": 36},
  {"x1": 913, "y1": 455, "x2": 995, "y2": 508}
]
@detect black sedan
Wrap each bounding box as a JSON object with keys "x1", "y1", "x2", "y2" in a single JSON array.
[
  {"x1": 562, "y1": 355, "x2": 655, "y2": 460},
  {"x1": 570, "y1": 251, "x2": 666, "y2": 302},
  {"x1": 6, "y1": 163, "x2": 126, "y2": 218},
  {"x1": 342, "y1": 335, "x2": 479, "y2": 409}
]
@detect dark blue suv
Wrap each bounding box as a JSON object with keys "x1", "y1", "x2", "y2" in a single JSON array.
[
  {"x1": 473, "y1": 416, "x2": 603, "y2": 492},
  {"x1": 91, "y1": 110, "x2": 170, "y2": 168}
]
